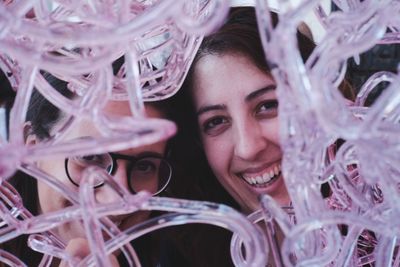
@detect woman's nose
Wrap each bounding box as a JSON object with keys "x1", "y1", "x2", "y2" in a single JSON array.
[
  {"x1": 233, "y1": 120, "x2": 268, "y2": 161},
  {"x1": 95, "y1": 161, "x2": 130, "y2": 204}
]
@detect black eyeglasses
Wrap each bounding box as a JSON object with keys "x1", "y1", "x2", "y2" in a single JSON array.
[{"x1": 64, "y1": 152, "x2": 172, "y2": 196}]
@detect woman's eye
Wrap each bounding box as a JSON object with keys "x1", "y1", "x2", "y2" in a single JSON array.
[
  {"x1": 74, "y1": 154, "x2": 108, "y2": 166},
  {"x1": 82, "y1": 155, "x2": 96, "y2": 161},
  {"x1": 134, "y1": 160, "x2": 156, "y2": 173},
  {"x1": 256, "y1": 100, "x2": 278, "y2": 118},
  {"x1": 202, "y1": 116, "x2": 229, "y2": 135}
]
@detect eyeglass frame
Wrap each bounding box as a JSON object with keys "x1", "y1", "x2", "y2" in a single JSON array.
[{"x1": 64, "y1": 152, "x2": 172, "y2": 196}]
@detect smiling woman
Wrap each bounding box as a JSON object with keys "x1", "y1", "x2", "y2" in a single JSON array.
[
  {"x1": 172, "y1": 6, "x2": 317, "y2": 214},
  {"x1": 192, "y1": 52, "x2": 287, "y2": 212},
  {"x1": 155, "y1": 7, "x2": 316, "y2": 266},
  {"x1": 163, "y1": 7, "x2": 358, "y2": 265}
]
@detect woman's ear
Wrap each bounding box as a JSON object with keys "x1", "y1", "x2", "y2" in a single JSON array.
[{"x1": 23, "y1": 121, "x2": 37, "y2": 145}]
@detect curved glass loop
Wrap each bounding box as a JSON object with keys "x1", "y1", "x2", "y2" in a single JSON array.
[{"x1": 0, "y1": 0, "x2": 400, "y2": 266}]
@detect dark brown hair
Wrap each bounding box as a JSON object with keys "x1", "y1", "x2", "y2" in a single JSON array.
[
  {"x1": 166, "y1": 7, "x2": 355, "y2": 266},
  {"x1": 186, "y1": 7, "x2": 353, "y2": 101},
  {"x1": 193, "y1": 8, "x2": 314, "y2": 73}
]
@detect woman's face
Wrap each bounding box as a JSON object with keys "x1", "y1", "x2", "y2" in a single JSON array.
[
  {"x1": 192, "y1": 53, "x2": 289, "y2": 213},
  {"x1": 35, "y1": 101, "x2": 168, "y2": 243}
]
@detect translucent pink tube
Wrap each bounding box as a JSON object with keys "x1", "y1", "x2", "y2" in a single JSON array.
[{"x1": 1, "y1": 0, "x2": 400, "y2": 266}]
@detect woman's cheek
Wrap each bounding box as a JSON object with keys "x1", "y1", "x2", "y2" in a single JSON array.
[
  {"x1": 261, "y1": 118, "x2": 280, "y2": 145},
  {"x1": 37, "y1": 182, "x2": 58, "y2": 213},
  {"x1": 203, "y1": 138, "x2": 226, "y2": 177}
]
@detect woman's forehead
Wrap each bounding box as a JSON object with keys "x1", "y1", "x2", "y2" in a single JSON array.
[
  {"x1": 58, "y1": 101, "x2": 164, "y2": 140},
  {"x1": 192, "y1": 54, "x2": 275, "y2": 104}
]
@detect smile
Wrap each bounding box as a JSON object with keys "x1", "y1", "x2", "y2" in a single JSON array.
[{"x1": 240, "y1": 163, "x2": 281, "y2": 187}]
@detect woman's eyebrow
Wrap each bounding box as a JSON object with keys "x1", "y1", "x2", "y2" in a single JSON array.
[
  {"x1": 245, "y1": 85, "x2": 276, "y2": 102},
  {"x1": 111, "y1": 151, "x2": 163, "y2": 159},
  {"x1": 196, "y1": 104, "x2": 226, "y2": 117},
  {"x1": 196, "y1": 85, "x2": 275, "y2": 116}
]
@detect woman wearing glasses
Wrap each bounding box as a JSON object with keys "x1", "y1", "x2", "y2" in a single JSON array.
[{"x1": 3, "y1": 73, "x2": 183, "y2": 266}]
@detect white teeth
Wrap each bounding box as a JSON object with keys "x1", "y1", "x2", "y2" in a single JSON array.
[
  {"x1": 262, "y1": 172, "x2": 271, "y2": 183},
  {"x1": 245, "y1": 177, "x2": 252, "y2": 184},
  {"x1": 241, "y1": 164, "x2": 281, "y2": 186},
  {"x1": 274, "y1": 165, "x2": 279, "y2": 175}
]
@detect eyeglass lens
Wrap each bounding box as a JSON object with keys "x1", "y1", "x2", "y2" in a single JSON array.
[
  {"x1": 129, "y1": 157, "x2": 171, "y2": 195},
  {"x1": 67, "y1": 154, "x2": 112, "y2": 187}
]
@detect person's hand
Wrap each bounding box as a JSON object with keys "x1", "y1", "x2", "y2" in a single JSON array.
[{"x1": 59, "y1": 238, "x2": 119, "y2": 267}]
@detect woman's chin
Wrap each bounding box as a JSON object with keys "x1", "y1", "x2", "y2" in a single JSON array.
[{"x1": 239, "y1": 173, "x2": 290, "y2": 210}]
